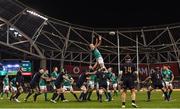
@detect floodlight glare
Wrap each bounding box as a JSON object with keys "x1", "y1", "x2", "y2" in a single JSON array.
[
  {"x1": 26, "y1": 10, "x2": 48, "y2": 21},
  {"x1": 109, "y1": 31, "x2": 116, "y2": 36},
  {"x1": 9, "y1": 27, "x2": 15, "y2": 31},
  {"x1": 18, "y1": 34, "x2": 22, "y2": 37},
  {"x1": 14, "y1": 32, "x2": 18, "y2": 35}
]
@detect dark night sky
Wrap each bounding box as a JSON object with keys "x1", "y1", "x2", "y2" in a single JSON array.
[{"x1": 18, "y1": 0, "x2": 180, "y2": 28}]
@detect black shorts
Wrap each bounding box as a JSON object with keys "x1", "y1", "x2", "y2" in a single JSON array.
[
  {"x1": 76, "y1": 82, "x2": 83, "y2": 88},
  {"x1": 30, "y1": 83, "x2": 38, "y2": 89},
  {"x1": 16, "y1": 85, "x2": 24, "y2": 92},
  {"x1": 99, "y1": 82, "x2": 107, "y2": 89},
  {"x1": 29, "y1": 83, "x2": 39, "y2": 93},
  {"x1": 55, "y1": 83, "x2": 63, "y2": 89},
  {"x1": 122, "y1": 79, "x2": 135, "y2": 90},
  {"x1": 152, "y1": 83, "x2": 163, "y2": 89}
]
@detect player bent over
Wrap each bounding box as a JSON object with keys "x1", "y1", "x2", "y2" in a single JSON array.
[{"x1": 121, "y1": 55, "x2": 138, "y2": 108}]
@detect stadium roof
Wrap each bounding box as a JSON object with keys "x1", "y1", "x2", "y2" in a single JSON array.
[
  {"x1": 18, "y1": 0, "x2": 180, "y2": 28},
  {"x1": 0, "y1": 0, "x2": 180, "y2": 66}
]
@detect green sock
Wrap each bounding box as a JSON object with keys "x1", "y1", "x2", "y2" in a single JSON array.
[
  {"x1": 7, "y1": 93, "x2": 9, "y2": 97},
  {"x1": 44, "y1": 93, "x2": 48, "y2": 100},
  {"x1": 1, "y1": 92, "x2": 4, "y2": 97}
]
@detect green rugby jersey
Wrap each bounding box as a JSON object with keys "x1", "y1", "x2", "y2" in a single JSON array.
[
  {"x1": 39, "y1": 73, "x2": 49, "y2": 86},
  {"x1": 63, "y1": 74, "x2": 72, "y2": 86},
  {"x1": 162, "y1": 69, "x2": 173, "y2": 82},
  {"x1": 92, "y1": 48, "x2": 102, "y2": 59},
  {"x1": 111, "y1": 74, "x2": 117, "y2": 84},
  {"x1": 3, "y1": 77, "x2": 9, "y2": 86},
  {"x1": 10, "y1": 78, "x2": 16, "y2": 87}
]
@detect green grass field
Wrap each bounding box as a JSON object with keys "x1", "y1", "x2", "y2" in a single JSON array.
[{"x1": 0, "y1": 91, "x2": 180, "y2": 108}]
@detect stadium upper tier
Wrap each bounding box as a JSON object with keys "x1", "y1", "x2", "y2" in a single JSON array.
[{"x1": 0, "y1": 0, "x2": 180, "y2": 65}]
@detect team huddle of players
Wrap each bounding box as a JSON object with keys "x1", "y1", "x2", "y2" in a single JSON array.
[{"x1": 0, "y1": 35, "x2": 174, "y2": 108}]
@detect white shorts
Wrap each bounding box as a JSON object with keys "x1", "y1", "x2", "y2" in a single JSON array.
[
  {"x1": 40, "y1": 86, "x2": 47, "y2": 90},
  {"x1": 107, "y1": 81, "x2": 110, "y2": 86},
  {"x1": 113, "y1": 83, "x2": 118, "y2": 88},
  {"x1": 80, "y1": 85, "x2": 87, "y2": 91},
  {"x1": 107, "y1": 81, "x2": 110, "y2": 90},
  {"x1": 63, "y1": 86, "x2": 73, "y2": 91},
  {"x1": 11, "y1": 86, "x2": 17, "y2": 92},
  {"x1": 88, "y1": 81, "x2": 95, "y2": 89},
  {"x1": 96, "y1": 57, "x2": 104, "y2": 66},
  {"x1": 163, "y1": 81, "x2": 173, "y2": 87},
  {"x1": 96, "y1": 83, "x2": 99, "y2": 90},
  {"x1": 3, "y1": 86, "x2": 9, "y2": 92}
]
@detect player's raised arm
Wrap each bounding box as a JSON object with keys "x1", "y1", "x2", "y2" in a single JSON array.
[
  {"x1": 94, "y1": 36, "x2": 99, "y2": 48},
  {"x1": 95, "y1": 35, "x2": 102, "y2": 48}
]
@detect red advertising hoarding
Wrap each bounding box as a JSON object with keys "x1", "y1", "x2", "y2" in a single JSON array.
[{"x1": 64, "y1": 63, "x2": 180, "y2": 81}]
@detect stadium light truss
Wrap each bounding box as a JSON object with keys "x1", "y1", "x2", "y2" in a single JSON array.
[
  {"x1": 9, "y1": 27, "x2": 22, "y2": 38},
  {"x1": 9, "y1": 27, "x2": 15, "y2": 31},
  {"x1": 26, "y1": 10, "x2": 48, "y2": 21}
]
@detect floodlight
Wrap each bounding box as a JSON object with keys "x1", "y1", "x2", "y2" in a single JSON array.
[{"x1": 26, "y1": 10, "x2": 48, "y2": 21}]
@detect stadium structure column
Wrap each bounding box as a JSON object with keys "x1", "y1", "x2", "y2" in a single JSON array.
[
  {"x1": 167, "y1": 27, "x2": 180, "y2": 70},
  {"x1": 141, "y1": 29, "x2": 150, "y2": 76},
  {"x1": 90, "y1": 31, "x2": 94, "y2": 66},
  {"x1": 6, "y1": 24, "x2": 10, "y2": 45},
  {"x1": 117, "y1": 30, "x2": 122, "y2": 91},
  {"x1": 136, "y1": 35, "x2": 140, "y2": 91},
  {"x1": 60, "y1": 53, "x2": 64, "y2": 69},
  {"x1": 61, "y1": 26, "x2": 71, "y2": 68},
  {"x1": 40, "y1": 58, "x2": 47, "y2": 68}
]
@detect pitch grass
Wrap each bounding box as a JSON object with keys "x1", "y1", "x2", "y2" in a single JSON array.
[{"x1": 0, "y1": 91, "x2": 180, "y2": 108}]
